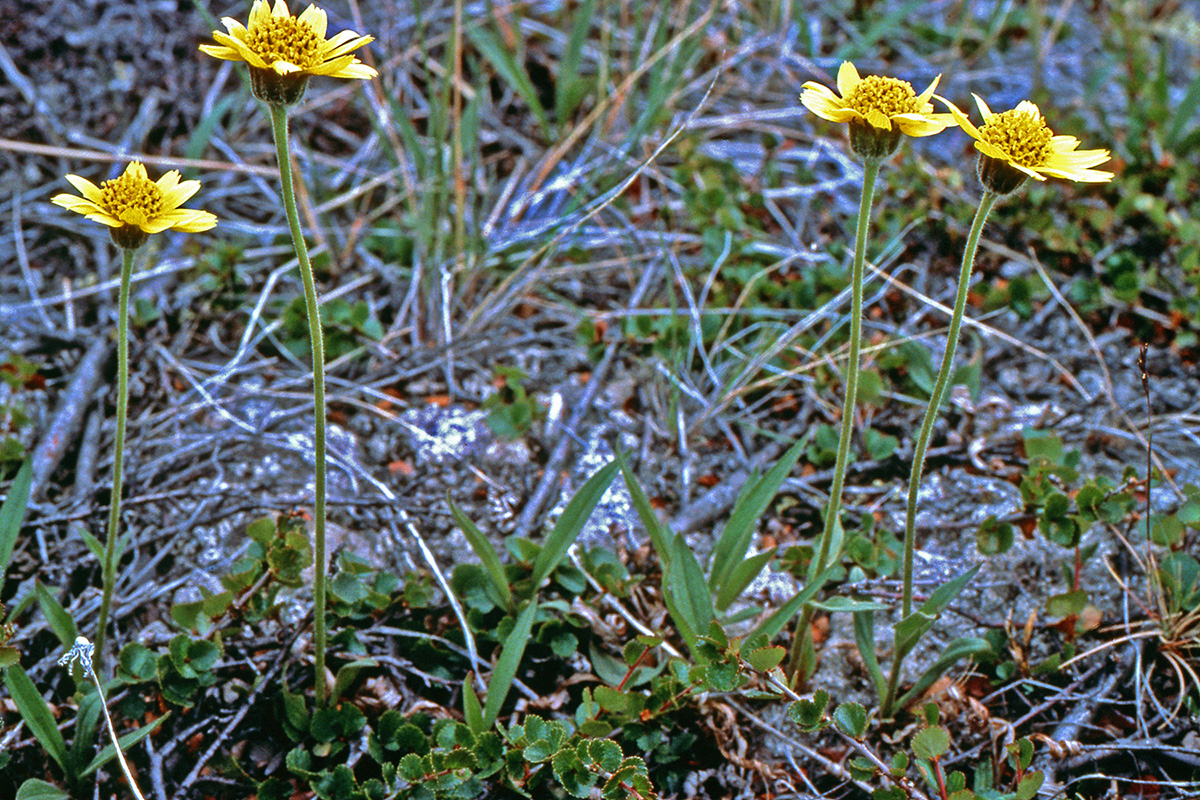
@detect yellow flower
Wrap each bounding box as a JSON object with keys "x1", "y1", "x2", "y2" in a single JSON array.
[
  {"x1": 802, "y1": 62, "x2": 954, "y2": 159},
  {"x1": 940, "y1": 94, "x2": 1113, "y2": 194},
  {"x1": 200, "y1": 0, "x2": 376, "y2": 105},
  {"x1": 51, "y1": 162, "x2": 217, "y2": 250}
]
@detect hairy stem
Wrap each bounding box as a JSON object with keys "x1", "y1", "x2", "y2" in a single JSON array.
[
  {"x1": 270, "y1": 102, "x2": 329, "y2": 708},
  {"x1": 95, "y1": 247, "x2": 135, "y2": 662},
  {"x1": 882, "y1": 191, "x2": 998, "y2": 718}
]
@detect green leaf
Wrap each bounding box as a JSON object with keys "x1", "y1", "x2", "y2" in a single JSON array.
[
  {"x1": 1046, "y1": 590, "x2": 1088, "y2": 618},
  {"x1": 894, "y1": 565, "x2": 980, "y2": 661},
  {"x1": 466, "y1": 25, "x2": 552, "y2": 136},
  {"x1": 786, "y1": 690, "x2": 830, "y2": 731},
  {"x1": 1015, "y1": 771, "x2": 1045, "y2": 800},
  {"x1": 34, "y1": 582, "x2": 77, "y2": 648},
  {"x1": 811, "y1": 596, "x2": 890, "y2": 612},
  {"x1": 663, "y1": 534, "x2": 712, "y2": 650},
  {"x1": 745, "y1": 645, "x2": 785, "y2": 672},
  {"x1": 896, "y1": 637, "x2": 993, "y2": 711},
  {"x1": 715, "y1": 546, "x2": 777, "y2": 612},
  {"x1": 5, "y1": 666, "x2": 70, "y2": 776},
  {"x1": 709, "y1": 438, "x2": 805, "y2": 596},
  {"x1": 81, "y1": 711, "x2": 169, "y2": 777},
  {"x1": 615, "y1": 449, "x2": 673, "y2": 570},
  {"x1": 911, "y1": 726, "x2": 950, "y2": 760},
  {"x1": 449, "y1": 496, "x2": 513, "y2": 610},
  {"x1": 332, "y1": 658, "x2": 376, "y2": 705},
  {"x1": 463, "y1": 675, "x2": 485, "y2": 735},
  {"x1": 832, "y1": 702, "x2": 868, "y2": 739},
  {"x1": 853, "y1": 610, "x2": 886, "y2": 700},
  {"x1": 976, "y1": 516, "x2": 1014, "y2": 556},
  {"x1": 0, "y1": 459, "x2": 32, "y2": 573},
  {"x1": 746, "y1": 566, "x2": 839, "y2": 644},
  {"x1": 483, "y1": 599, "x2": 538, "y2": 728},
  {"x1": 530, "y1": 461, "x2": 618, "y2": 589},
  {"x1": 15, "y1": 779, "x2": 71, "y2": 800}
]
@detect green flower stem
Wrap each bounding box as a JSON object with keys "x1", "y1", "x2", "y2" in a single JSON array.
[
  {"x1": 95, "y1": 247, "x2": 136, "y2": 662},
  {"x1": 812, "y1": 156, "x2": 881, "y2": 579},
  {"x1": 900, "y1": 190, "x2": 998, "y2": 617},
  {"x1": 269, "y1": 103, "x2": 329, "y2": 708},
  {"x1": 788, "y1": 157, "x2": 880, "y2": 683},
  {"x1": 881, "y1": 190, "x2": 998, "y2": 718}
]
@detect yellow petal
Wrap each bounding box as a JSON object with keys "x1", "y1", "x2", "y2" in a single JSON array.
[
  {"x1": 271, "y1": 60, "x2": 302, "y2": 75},
  {"x1": 333, "y1": 61, "x2": 378, "y2": 80},
  {"x1": 249, "y1": 0, "x2": 272, "y2": 27},
  {"x1": 83, "y1": 212, "x2": 124, "y2": 228},
  {"x1": 1014, "y1": 100, "x2": 1042, "y2": 120},
  {"x1": 937, "y1": 96, "x2": 982, "y2": 141},
  {"x1": 119, "y1": 207, "x2": 151, "y2": 229},
  {"x1": 836, "y1": 61, "x2": 860, "y2": 98},
  {"x1": 166, "y1": 209, "x2": 219, "y2": 232},
  {"x1": 321, "y1": 31, "x2": 373, "y2": 60},
  {"x1": 298, "y1": 4, "x2": 327, "y2": 39},
  {"x1": 219, "y1": 17, "x2": 248, "y2": 39},
  {"x1": 161, "y1": 179, "x2": 201, "y2": 209},
  {"x1": 51, "y1": 193, "x2": 98, "y2": 214},
  {"x1": 155, "y1": 170, "x2": 181, "y2": 193},
  {"x1": 893, "y1": 114, "x2": 948, "y2": 137},
  {"x1": 801, "y1": 83, "x2": 851, "y2": 122},
  {"x1": 124, "y1": 162, "x2": 149, "y2": 182},
  {"x1": 64, "y1": 174, "x2": 104, "y2": 204},
  {"x1": 970, "y1": 93, "x2": 993, "y2": 123},
  {"x1": 211, "y1": 32, "x2": 269, "y2": 68},
  {"x1": 973, "y1": 140, "x2": 1008, "y2": 161},
  {"x1": 915, "y1": 74, "x2": 941, "y2": 105},
  {"x1": 271, "y1": 0, "x2": 292, "y2": 18},
  {"x1": 864, "y1": 109, "x2": 892, "y2": 130},
  {"x1": 198, "y1": 44, "x2": 241, "y2": 61}
]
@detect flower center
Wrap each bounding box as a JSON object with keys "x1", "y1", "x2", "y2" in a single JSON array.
[
  {"x1": 100, "y1": 170, "x2": 164, "y2": 219},
  {"x1": 245, "y1": 16, "x2": 323, "y2": 69},
  {"x1": 844, "y1": 76, "x2": 921, "y2": 117},
  {"x1": 979, "y1": 109, "x2": 1052, "y2": 168}
]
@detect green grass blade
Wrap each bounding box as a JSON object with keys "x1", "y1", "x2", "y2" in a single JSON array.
[
  {"x1": 614, "y1": 449, "x2": 673, "y2": 569},
  {"x1": 482, "y1": 599, "x2": 538, "y2": 728},
  {"x1": 709, "y1": 438, "x2": 805, "y2": 595},
  {"x1": 530, "y1": 461, "x2": 618, "y2": 588},
  {"x1": 714, "y1": 547, "x2": 776, "y2": 612},
  {"x1": 34, "y1": 582, "x2": 77, "y2": 649},
  {"x1": 895, "y1": 637, "x2": 993, "y2": 711},
  {"x1": 463, "y1": 675, "x2": 485, "y2": 734},
  {"x1": 664, "y1": 534, "x2": 712, "y2": 652},
  {"x1": 467, "y1": 25, "x2": 552, "y2": 136},
  {"x1": 5, "y1": 666, "x2": 70, "y2": 776},
  {"x1": 81, "y1": 710, "x2": 169, "y2": 777},
  {"x1": 0, "y1": 459, "x2": 33, "y2": 573},
  {"x1": 894, "y1": 564, "x2": 981, "y2": 661},
  {"x1": 746, "y1": 566, "x2": 839, "y2": 644},
  {"x1": 449, "y1": 496, "x2": 513, "y2": 609},
  {"x1": 853, "y1": 610, "x2": 886, "y2": 702},
  {"x1": 557, "y1": 0, "x2": 597, "y2": 120}
]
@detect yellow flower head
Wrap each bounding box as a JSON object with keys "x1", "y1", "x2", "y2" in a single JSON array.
[
  {"x1": 200, "y1": 0, "x2": 376, "y2": 106},
  {"x1": 801, "y1": 61, "x2": 954, "y2": 160},
  {"x1": 940, "y1": 94, "x2": 1113, "y2": 194},
  {"x1": 51, "y1": 162, "x2": 217, "y2": 250}
]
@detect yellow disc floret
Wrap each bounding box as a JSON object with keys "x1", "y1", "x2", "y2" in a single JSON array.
[
  {"x1": 844, "y1": 76, "x2": 922, "y2": 119},
  {"x1": 978, "y1": 109, "x2": 1052, "y2": 169},
  {"x1": 244, "y1": 15, "x2": 323, "y2": 70},
  {"x1": 100, "y1": 170, "x2": 165, "y2": 221}
]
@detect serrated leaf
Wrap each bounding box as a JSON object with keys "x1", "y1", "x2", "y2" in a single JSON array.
[
  {"x1": 1015, "y1": 771, "x2": 1045, "y2": 800},
  {"x1": 745, "y1": 645, "x2": 785, "y2": 672},
  {"x1": 911, "y1": 726, "x2": 950, "y2": 760},
  {"x1": 833, "y1": 702, "x2": 868, "y2": 738}
]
